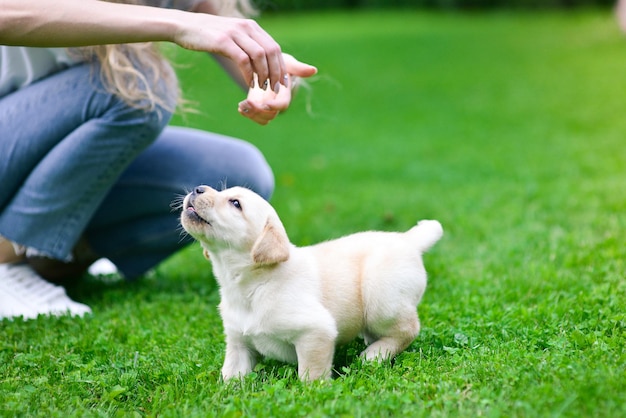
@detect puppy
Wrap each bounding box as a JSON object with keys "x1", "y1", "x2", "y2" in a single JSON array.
[{"x1": 181, "y1": 185, "x2": 443, "y2": 382}]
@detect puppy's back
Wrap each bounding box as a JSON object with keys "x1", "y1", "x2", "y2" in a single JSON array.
[{"x1": 310, "y1": 219, "x2": 443, "y2": 257}]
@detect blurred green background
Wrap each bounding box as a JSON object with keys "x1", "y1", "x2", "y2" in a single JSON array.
[{"x1": 255, "y1": 0, "x2": 614, "y2": 11}]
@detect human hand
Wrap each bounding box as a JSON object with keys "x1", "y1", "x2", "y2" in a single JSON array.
[
  {"x1": 174, "y1": 13, "x2": 286, "y2": 93},
  {"x1": 238, "y1": 54, "x2": 317, "y2": 125}
]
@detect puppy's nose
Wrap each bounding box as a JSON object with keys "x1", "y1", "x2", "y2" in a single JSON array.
[{"x1": 193, "y1": 186, "x2": 207, "y2": 196}]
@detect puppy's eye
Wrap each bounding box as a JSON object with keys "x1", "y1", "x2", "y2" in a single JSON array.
[{"x1": 229, "y1": 199, "x2": 242, "y2": 211}]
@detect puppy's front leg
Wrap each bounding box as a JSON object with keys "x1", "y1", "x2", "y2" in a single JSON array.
[
  {"x1": 221, "y1": 333, "x2": 257, "y2": 381},
  {"x1": 295, "y1": 330, "x2": 336, "y2": 381}
]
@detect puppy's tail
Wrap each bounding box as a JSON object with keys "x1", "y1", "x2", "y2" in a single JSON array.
[{"x1": 408, "y1": 220, "x2": 443, "y2": 252}]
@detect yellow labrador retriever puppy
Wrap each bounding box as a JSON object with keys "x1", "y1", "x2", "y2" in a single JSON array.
[{"x1": 180, "y1": 185, "x2": 443, "y2": 382}]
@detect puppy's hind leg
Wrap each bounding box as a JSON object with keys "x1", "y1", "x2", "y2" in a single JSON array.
[
  {"x1": 362, "y1": 314, "x2": 420, "y2": 362},
  {"x1": 295, "y1": 330, "x2": 336, "y2": 381}
]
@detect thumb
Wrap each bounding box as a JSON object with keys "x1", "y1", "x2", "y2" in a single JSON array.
[
  {"x1": 283, "y1": 53, "x2": 318, "y2": 78},
  {"x1": 291, "y1": 63, "x2": 318, "y2": 78}
]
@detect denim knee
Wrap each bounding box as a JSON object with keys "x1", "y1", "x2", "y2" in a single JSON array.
[
  {"x1": 85, "y1": 62, "x2": 178, "y2": 151},
  {"x1": 237, "y1": 141, "x2": 275, "y2": 200}
]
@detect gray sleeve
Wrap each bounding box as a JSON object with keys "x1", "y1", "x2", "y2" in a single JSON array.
[{"x1": 141, "y1": 0, "x2": 201, "y2": 11}]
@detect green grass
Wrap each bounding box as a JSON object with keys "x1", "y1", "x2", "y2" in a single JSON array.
[{"x1": 2, "y1": 9, "x2": 626, "y2": 417}]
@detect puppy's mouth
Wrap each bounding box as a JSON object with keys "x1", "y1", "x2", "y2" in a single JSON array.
[{"x1": 184, "y1": 201, "x2": 211, "y2": 226}]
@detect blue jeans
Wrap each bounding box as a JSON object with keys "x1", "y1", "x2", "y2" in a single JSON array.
[{"x1": 0, "y1": 64, "x2": 274, "y2": 278}]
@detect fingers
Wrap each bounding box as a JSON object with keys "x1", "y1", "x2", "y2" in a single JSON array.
[
  {"x1": 238, "y1": 100, "x2": 280, "y2": 125},
  {"x1": 231, "y1": 19, "x2": 286, "y2": 91},
  {"x1": 235, "y1": 52, "x2": 317, "y2": 126},
  {"x1": 178, "y1": 15, "x2": 297, "y2": 91},
  {"x1": 238, "y1": 76, "x2": 292, "y2": 125}
]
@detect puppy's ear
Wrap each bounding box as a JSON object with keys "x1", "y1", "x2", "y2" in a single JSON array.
[
  {"x1": 202, "y1": 248, "x2": 210, "y2": 261},
  {"x1": 251, "y1": 216, "x2": 290, "y2": 265}
]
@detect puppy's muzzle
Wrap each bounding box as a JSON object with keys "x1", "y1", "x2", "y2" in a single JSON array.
[{"x1": 184, "y1": 185, "x2": 213, "y2": 225}]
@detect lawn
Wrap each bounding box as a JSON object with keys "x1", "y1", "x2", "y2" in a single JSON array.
[{"x1": 1, "y1": 8, "x2": 625, "y2": 417}]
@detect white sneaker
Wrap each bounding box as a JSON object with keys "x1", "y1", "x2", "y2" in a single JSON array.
[
  {"x1": 88, "y1": 258, "x2": 118, "y2": 276},
  {"x1": 0, "y1": 263, "x2": 92, "y2": 320}
]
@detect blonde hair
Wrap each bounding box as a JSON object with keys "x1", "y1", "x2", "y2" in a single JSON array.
[
  {"x1": 73, "y1": 0, "x2": 257, "y2": 113},
  {"x1": 216, "y1": 0, "x2": 257, "y2": 18}
]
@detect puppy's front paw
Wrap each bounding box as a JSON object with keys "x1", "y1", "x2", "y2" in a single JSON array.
[
  {"x1": 221, "y1": 358, "x2": 254, "y2": 381},
  {"x1": 295, "y1": 330, "x2": 336, "y2": 382},
  {"x1": 221, "y1": 368, "x2": 249, "y2": 382},
  {"x1": 221, "y1": 343, "x2": 256, "y2": 382}
]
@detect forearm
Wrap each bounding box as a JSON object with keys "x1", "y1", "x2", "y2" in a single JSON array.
[{"x1": 0, "y1": 0, "x2": 182, "y2": 47}]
